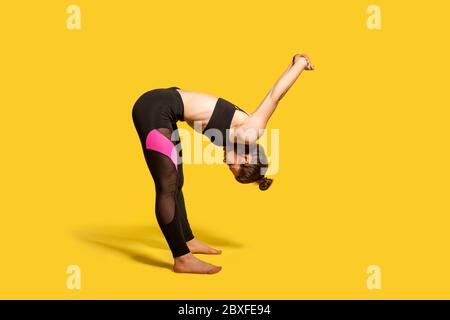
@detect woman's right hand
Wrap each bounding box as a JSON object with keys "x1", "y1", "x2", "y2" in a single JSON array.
[{"x1": 293, "y1": 53, "x2": 315, "y2": 70}]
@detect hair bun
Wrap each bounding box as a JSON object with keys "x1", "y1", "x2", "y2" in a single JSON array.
[{"x1": 258, "y1": 177, "x2": 273, "y2": 191}]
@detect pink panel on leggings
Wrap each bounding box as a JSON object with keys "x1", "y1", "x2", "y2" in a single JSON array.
[{"x1": 145, "y1": 129, "x2": 178, "y2": 170}]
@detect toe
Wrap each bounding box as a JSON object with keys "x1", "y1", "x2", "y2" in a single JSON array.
[{"x1": 209, "y1": 266, "x2": 222, "y2": 274}]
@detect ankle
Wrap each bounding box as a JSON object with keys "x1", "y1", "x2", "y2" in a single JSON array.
[{"x1": 174, "y1": 252, "x2": 193, "y2": 263}]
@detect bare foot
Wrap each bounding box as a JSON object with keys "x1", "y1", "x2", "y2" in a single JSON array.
[
  {"x1": 187, "y1": 238, "x2": 222, "y2": 255},
  {"x1": 173, "y1": 252, "x2": 222, "y2": 274}
]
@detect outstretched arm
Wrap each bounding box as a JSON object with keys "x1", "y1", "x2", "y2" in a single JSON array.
[{"x1": 230, "y1": 54, "x2": 315, "y2": 144}]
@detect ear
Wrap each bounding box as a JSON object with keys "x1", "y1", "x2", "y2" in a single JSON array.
[{"x1": 244, "y1": 153, "x2": 251, "y2": 164}]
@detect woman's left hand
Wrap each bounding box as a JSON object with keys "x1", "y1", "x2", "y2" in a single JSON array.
[{"x1": 293, "y1": 53, "x2": 315, "y2": 70}]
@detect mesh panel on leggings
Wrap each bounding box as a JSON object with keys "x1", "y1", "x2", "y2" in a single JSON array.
[{"x1": 146, "y1": 128, "x2": 177, "y2": 225}]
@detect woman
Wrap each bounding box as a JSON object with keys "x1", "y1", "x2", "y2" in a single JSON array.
[{"x1": 132, "y1": 54, "x2": 315, "y2": 274}]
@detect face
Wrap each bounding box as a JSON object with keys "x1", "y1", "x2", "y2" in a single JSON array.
[{"x1": 223, "y1": 148, "x2": 252, "y2": 176}]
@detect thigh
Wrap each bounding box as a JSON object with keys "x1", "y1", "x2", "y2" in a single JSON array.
[{"x1": 170, "y1": 123, "x2": 184, "y2": 189}]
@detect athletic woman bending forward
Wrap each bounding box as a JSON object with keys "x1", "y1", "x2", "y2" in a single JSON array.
[{"x1": 131, "y1": 54, "x2": 315, "y2": 274}]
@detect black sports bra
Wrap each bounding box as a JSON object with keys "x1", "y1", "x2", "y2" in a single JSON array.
[{"x1": 202, "y1": 97, "x2": 249, "y2": 146}]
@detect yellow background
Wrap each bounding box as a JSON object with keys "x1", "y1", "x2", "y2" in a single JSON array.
[{"x1": 1, "y1": 1, "x2": 449, "y2": 299}]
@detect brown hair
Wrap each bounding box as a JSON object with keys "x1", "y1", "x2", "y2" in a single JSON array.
[{"x1": 233, "y1": 143, "x2": 274, "y2": 191}]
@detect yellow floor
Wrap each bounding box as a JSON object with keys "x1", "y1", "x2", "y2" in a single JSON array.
[{"x1": 1, "y1": 1, "x2": 449, "y2": 299}]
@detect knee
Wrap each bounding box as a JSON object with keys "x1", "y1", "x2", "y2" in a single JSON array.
[{"x1": 156, "y1": 180, "x2": 177, "y2": 196}]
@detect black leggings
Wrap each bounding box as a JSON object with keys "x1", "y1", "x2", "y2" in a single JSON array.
[{"x1": 131, "y1": 87, "x2": 193, "y2": 257}]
